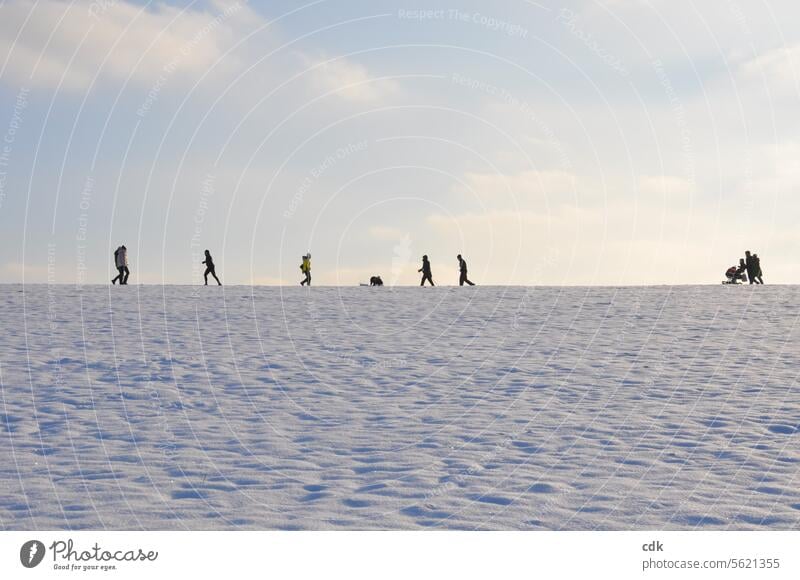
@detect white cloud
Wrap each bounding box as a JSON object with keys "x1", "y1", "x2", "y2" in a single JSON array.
[
  {"x1": 2, "y1": 261, "x2": 50, "y2": 281},
  {"x1": 423, "y1": 167, "x2": 768, "y2": 284},
  {"x1": 305, "y1": 55, "x2": 400, "y2": 102},
  {"x1": 368, "y1": 225, "x2": 408, "y2": 241},
  {"x1": 637, "y1": 175, "x2": 694, "y2": 197},
  {"x1": 739, "y1": 44, "x2": 800, "y2": 96},
  {"x1": 425, "y1": 200, "x2": 730, "y2": 285},
  {"x1": 457, "y1": 170, "x2": 579, "y2": 210},
  {"x1": 0, "y1": 0, "x2": 260, "y2": 91},
  {"x1": 0, "y1": 0, "x2": 400, "y2": 109}
]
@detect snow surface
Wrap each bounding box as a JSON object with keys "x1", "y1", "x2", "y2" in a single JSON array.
[{"x1": 1, "y1": 284, "x2": 799, "y2": 530}]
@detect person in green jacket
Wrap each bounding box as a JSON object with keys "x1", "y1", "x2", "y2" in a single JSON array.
[{"x1": 300, "y1": 253, "x2": 311, "y2": 286}]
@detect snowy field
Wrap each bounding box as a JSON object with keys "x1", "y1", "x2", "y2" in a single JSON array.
[{"x1": 1, "y1": 284, "x2": 799, "y2": 530}]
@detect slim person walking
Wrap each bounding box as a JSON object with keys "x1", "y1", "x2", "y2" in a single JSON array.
[
  {"x1": 202, "y1": 250, "x2": 222, "y2": 285},
  {"x1": 419, "y1": 255, "x2": 434, "y2": 286},
  {"x1": 457, "y1": 254, "x2": 475, "y2": 286}
]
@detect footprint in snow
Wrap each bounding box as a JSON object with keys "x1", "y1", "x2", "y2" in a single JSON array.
[
  {"x1": 471, "y1": 494, "x2": 513, "y2": 506},
  {"x1": 767, "y1": 424, "x2": 797, "y2": 435},
  {"x1": 342, "y1": 498, "x2": 371, "y2": 508}
]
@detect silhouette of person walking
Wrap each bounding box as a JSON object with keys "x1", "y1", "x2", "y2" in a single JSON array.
[
  {"x1": 300, "y1": 253, "x2": 311, "y2": 286},
  {"x1": 753, "y1": 253, "x2": 764, "y2": 284},
  {"x1": 111, "y1": 245, "x2": 129, "y2": 285},
  {"x1": 457, "y1": 254, "x2": 475, "y2": 286},
  {"x1": 202, "y1": 250, "x2": 222, "y2": 285},
  {"x1": 419, "y1": 255, "x2": 434, "y2": 286},
  {"x1": 111, "y1": 247, "x2": 122, "y2": 284}
]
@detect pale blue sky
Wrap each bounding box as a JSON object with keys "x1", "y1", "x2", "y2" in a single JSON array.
[{"x1": 1, "y1": 0, "x2": 798, "y2": 285}]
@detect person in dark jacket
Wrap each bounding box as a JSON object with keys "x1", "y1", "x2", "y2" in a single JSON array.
[
  {"x1": 752, "y1": 254, "x2": 764, "y2": 284},
  {"x1": 111, "y1": 245, "x2": 129, "y2": 285},
  {"x1": 457, "y1": 254, "x2": 475, "y2": 286},
  {"x1": 202, "y1": 250, "x2": 222, "y2": 285},
  {"x1": 745, "y1": 250, "x2": 756, "y2": 284},
  {"x1": 111, "y1": 246, "x2": 123, "y2": 284},
  {"x1": 418, "y1": 255, "x2": 434, "y2": 286}
]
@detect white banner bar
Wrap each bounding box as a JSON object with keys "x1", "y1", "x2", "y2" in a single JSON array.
[{"x1": 2, "y1": 531, "x2": 797, "y2": 579}]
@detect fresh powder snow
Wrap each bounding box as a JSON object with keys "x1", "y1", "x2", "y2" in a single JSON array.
[{"x1": 1, "y1": 284, "x2": 798, "y2": 530}]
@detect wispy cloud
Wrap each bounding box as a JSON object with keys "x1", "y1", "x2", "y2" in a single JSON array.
[
  {"x1": 368, "y1": 225, "x2": 407, "y2": 241},
  {"x1": 739, "y1": 43, "x2": 800, "y2": 96},
  {"x1": 2, "y1": 261, "x2": 50, "y2": 280},
  {"x1": 305, "y1": 55, "x2": 400, "y2": 102},
  {"x1": 0, "y1": 0, "x2": 260, "y2": 91},
  {"x1": 637, "y1": 175, "x2": 694, "y2": 197}
]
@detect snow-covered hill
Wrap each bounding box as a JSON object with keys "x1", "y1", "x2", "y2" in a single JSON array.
[{"x1": 1, "y1": 284, "x2": 798, "y2": 529}]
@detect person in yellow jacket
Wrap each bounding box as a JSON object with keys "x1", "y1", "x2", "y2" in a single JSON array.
[{"x1": 300, "y1": 253, "x2": 311, "y2": 286}]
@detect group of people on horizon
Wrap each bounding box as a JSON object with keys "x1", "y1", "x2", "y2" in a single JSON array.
[
  {"x1": 296, "y1": 253, "x2": 476, "y2": 287},
  {"x1": 110, "y1": 246, "x2": 479, "y2": 287},
  {"x1": 111, "y1": 246, "x2": 769, "y2": 286},
  {"x1": 417, "y1": 254, "x2": 475, "y2": 287},
  {"x1": 725, "y1": 250, "x2": 764, "y2": 285},
  {"x1": 112, "y1": 246, "x2": 222, "y2": 285}
]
